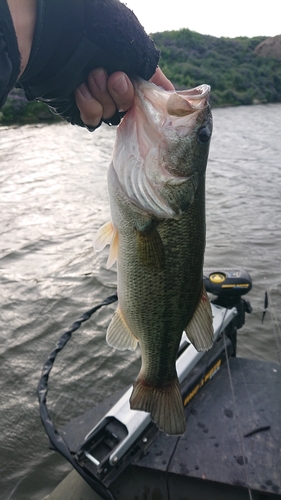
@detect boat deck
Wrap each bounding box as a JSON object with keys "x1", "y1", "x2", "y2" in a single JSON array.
[{"x1": 61, "y1": 356, "x2": 281, "y2": 500}]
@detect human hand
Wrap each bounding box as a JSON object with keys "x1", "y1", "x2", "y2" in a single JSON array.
[{"x1": 75, "y1": 67, "x2": 174, "y2": 129}]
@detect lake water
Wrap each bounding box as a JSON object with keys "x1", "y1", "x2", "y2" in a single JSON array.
[{"x1": 0, "y1": 103, "x2": 281, "y2": 500}]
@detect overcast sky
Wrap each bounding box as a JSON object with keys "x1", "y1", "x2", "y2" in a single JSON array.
[{"x1": 123, "y1": 0, "x2": 281, "y2": 39}]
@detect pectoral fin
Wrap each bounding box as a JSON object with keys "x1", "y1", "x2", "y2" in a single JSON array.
[
  {"x1": 185, "y1": 284, "x2": 214, "y2": 351},
  {"x1": 93, "y1": 220, "x2": 118, "y2": 269},
  {"x1": 136, "y1": 222, "x2": 165, "y2": 270},
  {"x1": 107, "y1": 306, "x2": 138, "y2": 351}
]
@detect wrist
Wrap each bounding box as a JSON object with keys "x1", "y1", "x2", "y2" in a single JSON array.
[{"x1": 7, "y1": 0, "x2": 37, "y2": 78}]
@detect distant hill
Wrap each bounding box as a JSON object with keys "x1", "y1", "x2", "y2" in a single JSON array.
[
  {"x1": 152, "y1": 30, "x2": 281, "y2": 107},
  {"x1": 255, "y1": 34, "x2": 281, "y2": 61}
]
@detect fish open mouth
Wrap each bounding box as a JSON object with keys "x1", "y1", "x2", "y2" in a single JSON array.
[
  {"x1": 167, "y1": 84, "x2": 211, "y2": 117},
  {"x1": 178, "y1": 84, "x2": 211, "y2": 100},
  {"x1": 131, "y1": 78, "x2": 210, "y2": 120}
]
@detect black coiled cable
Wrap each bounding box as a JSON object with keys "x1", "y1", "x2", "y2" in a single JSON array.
[{"x1": 37, "y1": 293, "x2": 118, "y2": 500}]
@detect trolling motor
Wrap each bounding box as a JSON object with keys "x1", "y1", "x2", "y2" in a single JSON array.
[
  {"x1": 203, "y1": 268, "x2": 252, "y2": 358},
  {"x1": 204, "y1": 268, "x2": 252, "y2": 327}
]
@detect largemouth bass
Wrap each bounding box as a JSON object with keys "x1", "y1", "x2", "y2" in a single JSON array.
[{"x1": 94, "y1": 79, "x2": 214, "y2": 435}]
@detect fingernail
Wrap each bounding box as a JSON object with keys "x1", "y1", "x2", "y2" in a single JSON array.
[
  {"x1": 112, "y1": 75, "x2": 129, "y2": 95},
  {"x1": 79, "y1": 83, "x2": 93, "y2": 100},
  {"x1": 92, "y1": 68, "x2": 107, "y2": 92}
]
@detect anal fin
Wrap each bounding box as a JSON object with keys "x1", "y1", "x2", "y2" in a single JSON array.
[
  {"x1": 107, "y1": 306, "x2": 138, "y2": 351},
  {"x1": 185, "y1": 283, "x2": 214, "y2": 351}
]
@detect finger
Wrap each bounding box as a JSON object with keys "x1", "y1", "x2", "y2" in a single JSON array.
[
  {"x1": 87, "y1": 68, "x2": 117, "y2": 120},
  {"x1": 108, "y1": 72, "x2": 134, "y2": 112},
  {"x1": 150, "y1": 67, "x2": 174, "y2": 91},
  {"x1": 75, "y1": 83, "x2": 103, "y2": 128}
]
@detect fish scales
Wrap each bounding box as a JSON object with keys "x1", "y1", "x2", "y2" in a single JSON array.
[
  {"x1": 112, "y1": 176, "x2": 205, "y2": 381},
  {"x1": 94, "y1": 78, "x2": 214, "y2": 435}
]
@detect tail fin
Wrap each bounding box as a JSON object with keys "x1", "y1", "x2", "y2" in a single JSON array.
[{"x1": 130, "y1": 377, "x2": 186, "y2": 435}]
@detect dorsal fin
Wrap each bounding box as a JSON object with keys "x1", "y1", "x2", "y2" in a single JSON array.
[
  {"x1": 93, "y1": 220, "x2": 119, "y2": 268},
  {"x1": 93, "y1": 221, "x2": 115, "y2": 251},
  {"x1": 106, "y1": 229, "x2": 118, "y2": 269}
]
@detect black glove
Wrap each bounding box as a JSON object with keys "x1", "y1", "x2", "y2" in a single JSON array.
[
  {"x1": 16, "y1": 0, "x2": 160, "y2": 131},
  {"x1": 0, "y1": 0, "x2": 21, "y2": 109}
]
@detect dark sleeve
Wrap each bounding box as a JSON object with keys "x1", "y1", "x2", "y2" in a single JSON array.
[
  {"x1": 0, "y1": 0, "x2": 21, "y2": 109},
  {"x1": 16, "y1": 0, "x2": 160, "y2": 131}
]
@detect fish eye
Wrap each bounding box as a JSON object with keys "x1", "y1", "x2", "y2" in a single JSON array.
[{"x1": 197, "y1": 126, "x2": 211, "y2": 144}]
